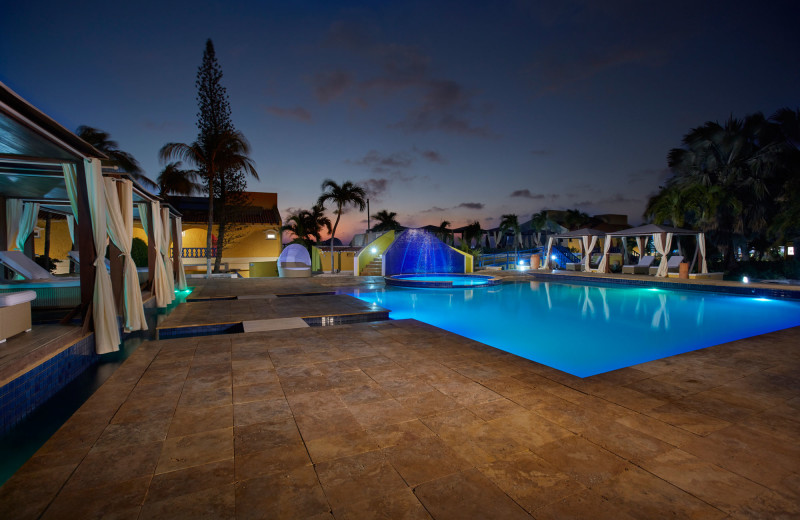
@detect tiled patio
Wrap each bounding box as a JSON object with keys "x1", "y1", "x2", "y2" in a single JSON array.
[{"x1": 0, "y1": 276, "x2": 798, "y2": 519}]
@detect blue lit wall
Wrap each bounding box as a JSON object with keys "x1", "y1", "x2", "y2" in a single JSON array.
[{"x1": 383, "y1": 229, "x2": 465, "y2": 275}]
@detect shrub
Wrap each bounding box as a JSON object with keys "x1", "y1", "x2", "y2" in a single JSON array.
[{"x1": 131, "y1": 237, "x2": 148, "y2": 267}]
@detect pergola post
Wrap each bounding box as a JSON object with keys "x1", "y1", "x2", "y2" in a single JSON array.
[
  {"x1": 145, "y1": 204, "x2": 156, "y2": 290},
  {"x1": 75, "y1": 160, "x2": 96, "y2": 322},
  {"x1": 171, "y1": 216, "x2": 181, "y2": 280}
]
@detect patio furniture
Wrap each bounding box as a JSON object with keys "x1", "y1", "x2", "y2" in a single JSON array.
[
  {"x1": 278, "y1": 244, "x2": 312, "y2": 278},
  {"x1": 0, "y1": 290, "x2": 36, "y2": 343},
  {"x1": 622, "y1": 255, "x2": 655, "y2": 274},
  {"x1": 649, "y1": 255, "x2": 684, "y2": 275},
  {"x1": 0, "y1": 250, "x2": 57, "y2": 280}
]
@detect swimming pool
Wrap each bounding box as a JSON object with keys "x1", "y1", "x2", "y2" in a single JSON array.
[
  {"x1": 350, "y1": 281, "x2": 800, "y2": 377},
  {"x1": 385, "y1": 274, "x2": 501, "y2": 288}
]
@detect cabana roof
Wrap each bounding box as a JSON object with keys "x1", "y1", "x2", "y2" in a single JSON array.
[
  {"x1": 550, "y1": 227, "x2": 609, "y2": 239},
  {"x1": 606, "y1": 223, "x2": 698, "y2": 237}
]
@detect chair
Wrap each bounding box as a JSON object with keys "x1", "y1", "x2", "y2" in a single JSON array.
[
  {"x1": 649, "y1": 255, "x2": 684, "y2": 275},
  {"x1": 0, "y1": 250, "x2": 56, "y2": 280},
  {"x1": 277, "y1": 244, "x2": 312, "y2": 278},
  {"x1": 0, "y1": 290, "x2": 36, "y2": 343},
  {"x1": 622, "y1": 255, "x2": 654, "y2": 274}
]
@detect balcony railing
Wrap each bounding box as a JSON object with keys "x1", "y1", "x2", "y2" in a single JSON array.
[{"x1": 174, "y1": 247, "x2": 218, "y2": 259}]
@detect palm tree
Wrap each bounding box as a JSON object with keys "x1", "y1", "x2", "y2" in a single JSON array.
[
  {"x1": 370, "y1": 210, "x2": 403, "y2": 232},
  {"x1": 529, "y1": 210, "x2": 549, "y2": 247},
  {"x1": 499, "y1": 214, "x2": 520, "y2": 253},
  {"x1": 157, "y1": 161, "x2": 202, "y2": 198},
  {"x1": 564, "y1": 209, "x2": 591, "y2": 230},
  {"x1": 309, "y1": 203, "x2": 332, "y2": 239},
  {"x1": 77, "y1": 125, "x2": 157, "y2": 190},
  {"x1": 436, "y1": 220, "x2": 451, "y2": 244},
  {"x1": 317, "y1": 180, "x2": 366, "y2": 272},
  {"x1": 160, "y1": 129, "x2": 258, "y2": 276},
  {"x1": 282, "y1": 207, "x2": 330, "y2": 251},
  {"x1": 460, "y1": 221, "x2": 483, "y2": 253}
]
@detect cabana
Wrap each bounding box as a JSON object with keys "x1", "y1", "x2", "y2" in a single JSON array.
[
  {"x1": 278, "y1": 244, "x2": 312, "y2": 277},
  {"x1": 0, "y1": 81, "x2": 186, "y2": 352},
  {"x1": 603, "y1": 224, "x2": 708, "y2": 277},
  {"x1": 542, "y1": 228, "x2": 608, "y2": 271}
]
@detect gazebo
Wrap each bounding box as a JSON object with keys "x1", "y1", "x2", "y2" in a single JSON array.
[
  {"x1": 604, "y1": 224, "x2": 708, "y2": 277},
  {"x1": 0, "y1": 81, "x2": 185, "y2": 353},
  {"x1": 542, "y1": 228, "x2": 609, "y2": 271}
]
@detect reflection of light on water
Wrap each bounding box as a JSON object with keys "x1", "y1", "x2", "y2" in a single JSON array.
[{"x1": 651, "y1": 293, "x2": 669, "y2": 330}]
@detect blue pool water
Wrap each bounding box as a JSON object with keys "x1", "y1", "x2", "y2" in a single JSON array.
[
  {"x1": 351, "y1": 281, "x2": 800, "y2": 377},
  {"x1": 400, "y1": 276, "x2": 490, "y2": 285},
  {"x1": 386, "y1": 274, "x2": 498, "y2": 287}
]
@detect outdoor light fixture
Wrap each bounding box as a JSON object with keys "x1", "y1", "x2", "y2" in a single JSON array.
[
  {"x1": 743, "y1": 276, "x2": 749, "y2": 283},
  {"x1": 551, "y1": 255, "x2": 557, "y2": 260},
  {"x1": 371, "y1": 247, "x2": 377, "y2": 254}
]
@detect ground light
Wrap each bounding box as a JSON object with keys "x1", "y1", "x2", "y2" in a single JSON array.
[{"x1": 743, "y1": 276, "x2": 749, "y2": 283}]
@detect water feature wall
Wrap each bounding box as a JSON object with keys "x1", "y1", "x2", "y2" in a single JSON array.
[{"x1": 383, "y1": 229, "x2": 466, "y2": 276}]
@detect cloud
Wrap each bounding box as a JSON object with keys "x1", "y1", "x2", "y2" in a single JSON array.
[
  {"x1": 421, "y1": 206, "x2": 447, "y2": 213},
  {"x1": 350, "y1": 150, "x2": 414, "y2": 174},
  {"x1": 265, "y1": 106, "x2": 312, "y2": 122},
  {"x1": 415, "y1": 147, "x2": 446, "y2": 164},
  {"x1": 323, "y1": 20, "x2": 494, "y2": 137},
  {"x1": 312, "y1": 70, "x2": 353, "y2": 103},
  {"x1": 458, "y1": 202, "x2": 485, "y2": 210},
  {"x1": 510, "y1": 189, "x2": 546, "y2": 199},
  {"x1": 361, "y1": 178, "x2": 390, "y2": 199}
]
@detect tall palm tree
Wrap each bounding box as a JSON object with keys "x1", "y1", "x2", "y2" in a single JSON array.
[
  {"x1": 157, "y1": 161, "x2": 202, "y2": 198},
  {"x1": 370, "y1": 210, "x2": 403, "y2": 232},
  {"x1": 160, "y1": 129, "x2": 258, "y2": 276},
  {"x1": 317, "y1": 180, "x2": 366, "y2": 272},
  {"x1": 77, "y1": 125, "x2": 157, "y2": 190},
  {"x1": 564, "y1": 209, "x2": 591, "y2": 230},
  {"x1": 460, "y1": 221, "x2": 483, "y2": 253},
  {"x1": 529, "y1": 210, "x2": 549, "y2": 247},
  {"x1": 499, "y1": 214, "x2": 520, "y2": 253},
  {"x1": 281, "y1": 207, "x2": 330, "y2": 251},
  {"x1": 437, "y1": 220, "x2": 451, "y2": 244},
  {"x1": 309, "y1": 203, "x2": 332, "y2": 240}
]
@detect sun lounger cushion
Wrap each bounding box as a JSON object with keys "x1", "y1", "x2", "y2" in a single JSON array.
[
  {"x1": 0, "y1": 290, "x2": 37, "y2": 307},
  {"x1": 0, "y1": 290, "x2": 36, "y2": 342}
]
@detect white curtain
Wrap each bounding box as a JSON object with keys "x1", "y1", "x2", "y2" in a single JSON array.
[
  {"x1": 16, "y1": 202, "x2": 40, "y2": 252},
  {"x1": 698, "y1": 233, "x2": 708, "y2": 274},
  {"x1": 597, "y1": 236, "x2": 612, "y2": 273},
  {"x1": 654, "y1": 232, "x2": 674, "y2": 277},
  {"x1": 581, "y1": 235, "x2": 598, "y2": 271},
  {"x1": 161, "y1": 207, "x2": 175, "y2": 295},
  {"x1": 85, "y1": 159, "x2": 120, "y2": 354},
  {"x1": 5, "y1": 199, "x2": 22, "y2": 250},
  {"x1": 104, "y1": 179, "x2": 146, "y2": 332},
  {"x1": 175, "y1": 217, "x2": 188, "y2": 290},
  {"x1": 151, "y1": 201, "x2": 174, "y2": 307},
  {"x1": 67, "y1": 215, "x2": 76, "y2": 246},
  {"x1": 635, "y1": 236, "x2": 647, "y2": 259},
  {"x1": 543, "y1": 236, "x2": 554, "y2": 269},
  {"x1": 137, "y1": 203, "x2": 149, "y2": 236}
]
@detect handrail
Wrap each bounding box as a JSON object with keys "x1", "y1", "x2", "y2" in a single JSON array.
[{"x1": 173, "y1": 247, "x2": 217, "y2": 259}]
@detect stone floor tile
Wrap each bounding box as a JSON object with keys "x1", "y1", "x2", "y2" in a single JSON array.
[
  {"x1": 367, "y1": 419, "x2": 436, "y2": 449},
  {"x1": 0, "y1": 464, "x2": 77, "y2": 520},
  {"x1": 397, "y1": 390, "x2": 461, "y2": 417},
  {"x1": 294, "y1": 407, "x2": 363, "y2": 440},
  {"x1": 146, "y1": 459, "x2": 234, "y2": 503},
  {"x1": 168, "y1": 404, "x2": 233, "y2": 438},
  {"x1": 306, "y1": 429, "x2": 380, "y2": 463},
  {"x1": 336, "y1": 382, "x2": 392, "y2": 406},
  {"x1": 413, "y1": 468, "x2": 531, "y2": 520},
  {"x1": 487, "y1": 411, "x2": 572, "y2": 450},
  {"x1": 235, "y1": 465, "x2": 331, "y2": 520},
  {"x1": 477, "y1": 449, "x2": 585, "y2": 515},
  {"x1": 729, "y1": 489, "x2": 800, "y2": 519},
  {"x1": 580, "y1": 417, "x2": 674, "y2": 464},
  {"x1": 177, "y1": 387, "x2": 233, "y2": 409},
  {"x1": 285, "y1": 388, "x2": 346, "y2": 415},
  {"x1": 63, "y1": 441, "x2": 162, "y2": 492},
  {"x1": 140, "y1": 484, "x2": 235, "y2": 520},
  {"x1": 41, "y1": 476, "x2": 150, "y2": 520},
  {"x1": 348, "y1": 398, "x2": 417, "y2": 429},
  {"x1": 234, "y1": 441, "x2": 312, "y2": 481},
  {"x1": 232, "y1": 381, "x2": 284, "y2": 404},
  {"x1": 337, "y1": 488, "x2": 432, "y2": 520},
  {"x1": 646, "y1": 401, "x2": 733, "y2": 436},
  {"x1": 234, "y1": 418, "x2": 302, "y2": 455},
  {"x1": 641, "y1": 448, "x2": 766, "y2": 514},
  {"x1": 384, "y1": 436, "x2": 471, "y2": 486},
  {"x1": 535, "y1": 435, "x2": 630, "y2": 488},
  {"x1": 156, "y1": 428, "x2": 233, "y2": 474},
  {"x1": 112, "y1": 393, "x2": 180, "y2": 424},
  {"x1": 233, "y1": 397, "x2": 292, "y2": 427},
  {"x1": 94, "y1": 416, "x2": 171, "y2": 448},
  {"x1": 469, "y1": 397, "x2": 527, "y2": 421},
  {"x1": 315, "y1": 450, "x2": 408, "y2": 511},
  {"x1": 418, "y1": 407, "x2": 483, "y2": 434}
]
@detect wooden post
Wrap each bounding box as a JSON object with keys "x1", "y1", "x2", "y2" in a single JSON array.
[
  {"x1": 75, "y1": 160, "x2": 96, "y2": 322},
  {"x1": 171, "y1": 216, "x2": 181, "y2": 280},
  {"x1": 146, "y1": 203, "x2": 156, "y2": 290},
  {"x1": 110, "y1": 243, "x2": 124, "y2": 312}
]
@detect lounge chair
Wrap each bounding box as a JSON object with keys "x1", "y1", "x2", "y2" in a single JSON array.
[
  {"x1": 0, "y1": 250, "x2": 56, "y2": 280},
  {"x1": 0, "y1": 290, "x2": 36, "y2": 343},
  {"x1": 622, "y1": 255, "x2": 654, "y2": 275},
  {"x1": 649, "y1": 255, "x2": 684, "y2": 275},
  {"x1": 277, "y1": 244, "x2": 312, "y2": 278}
]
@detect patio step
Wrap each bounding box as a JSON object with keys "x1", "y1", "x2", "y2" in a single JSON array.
[{"x1": 361, "y1": 257, "x2": 383, "y2": 276}]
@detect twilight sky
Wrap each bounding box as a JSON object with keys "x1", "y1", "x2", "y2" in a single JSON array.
[{"x1": 2, "y1": 1, "x2": 798, "y2": 242}]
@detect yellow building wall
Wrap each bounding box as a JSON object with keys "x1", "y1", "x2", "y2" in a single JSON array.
[
  {"x1": 33, "y1": 219, "x2": 73, "y2": 261},
  {"x1": 179, "y1": 224, "x2": 281, "y2": 259},
  {"x1": 317, "y1": 250, "x2": 357, "y2": 272}
]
